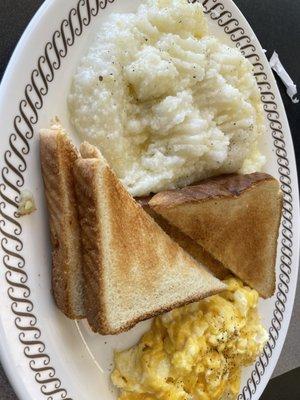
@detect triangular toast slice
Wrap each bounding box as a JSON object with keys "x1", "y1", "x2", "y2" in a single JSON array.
[
  {"x1": 40, "y1": 121, "x2": 85, "y2": 319},
  {"x1": 73, "y1": 147, "x2": 226, "y2": 335},
  {"x1": 149, "y1": 173, "x2": 283, "y2": 298},
  {"x1": 80, "y1": 142, "x2": 229, "y2": 278},
  {"x1": 81, "y1": 142, "x2": 230, "y2": 281}
]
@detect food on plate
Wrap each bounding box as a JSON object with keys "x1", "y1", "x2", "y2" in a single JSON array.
[
  {"x1": 138, "y1": 196, "x2": 230, "y2": 280},
  {"x1": 149, "y1": 173, "x2": 283, "y2": 298},
  {"x1": 68, "y1": 0, "x2": 265, "y2": 197},
  {"x1": 112, "y1": 277, "x2": 268, "y2": 400},
  {"x1": 38, "y1": 0, "x2": 282, "y2": 394},
  {"x1": 80, "y1": 140, "x2": 102, "y2": 159},
  {"x1": 40, "y1": 121, "x2": 85, "y2": 319},
  {"x1": 17, "y1": 189, "x2": 36, "y2": 216},
  {"x1": 73, "y1": 143, "x2": 226, "y2": 334}
]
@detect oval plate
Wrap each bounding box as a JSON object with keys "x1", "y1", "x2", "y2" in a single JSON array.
[{"x1": 0, "y1": 1, "x2": 299, "y2": 399}]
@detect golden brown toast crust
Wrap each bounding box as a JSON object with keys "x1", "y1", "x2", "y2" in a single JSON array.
[
  {"x1": 40, "y1": 125, "x2": 85, "y2": 319},
  {"x1": 74, "y1": 156, "x2": 226, "y2": 335},
  {"x1": 149, "y1": 173, "x2": 276, "y2": 207},
  {"x1": 73, "y1": 159, "x2": 106, "y2": 331},
  {"x1": 150, "y1": 173, "x2": 283, "y2": 298},
  {"x1": 80, "y1": 141, "x2": 102, "y2": 159}
]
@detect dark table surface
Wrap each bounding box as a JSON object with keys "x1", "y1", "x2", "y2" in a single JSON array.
[{"x1": 0, "y1": 0, "x2": 299, "y2": 399}]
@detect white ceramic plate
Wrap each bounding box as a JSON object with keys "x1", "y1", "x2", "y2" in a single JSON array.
[{"x1": 0, "y1": 1, "x2": 299, "y2": 399}]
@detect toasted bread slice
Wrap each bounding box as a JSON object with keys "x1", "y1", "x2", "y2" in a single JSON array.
[
  {"x1": 40, "y1": 121, "x2": 85, "y2": 319},
  {"x1": 138, "y1": 197, "x2": 230, "y2": 280},
  {"x1": 73, "y1": 150, "x2": 226, "y2": 335},
  {"x1": 149, "y1": 173, "x2": 283, "y2": 298}
]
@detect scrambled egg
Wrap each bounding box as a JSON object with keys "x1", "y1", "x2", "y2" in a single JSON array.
[{"x1": 111, "y1": 278, "x2": 268, "y2": 400}]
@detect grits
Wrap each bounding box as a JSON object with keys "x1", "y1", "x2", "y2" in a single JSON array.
[{"x1": 68, "y1": 0, "x2": 265, "y2": 196}]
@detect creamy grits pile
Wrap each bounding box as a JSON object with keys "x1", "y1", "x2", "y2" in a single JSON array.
[{"x1": 68, "y1": 0, "x2": 265, "y2": 196}]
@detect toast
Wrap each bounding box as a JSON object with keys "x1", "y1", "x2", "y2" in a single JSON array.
[
  {"x1": 149, "y1": 173, "x2": 283, "y2": 298},
  {"x1": 73, "y1": 148, "x2": 226, "y2": 335},
  {"x1": 81, "y1": 141, "x2": 229, "y2": 280},
  {"x1": 40, "y1": 121, "x2": 85, "y2": 319},
  {"x1": 138, "y1": 197, "x2": 230, "y2": 280},
  {"x1": 80, "y1": 141, "x2": 102, "y2": 159}
]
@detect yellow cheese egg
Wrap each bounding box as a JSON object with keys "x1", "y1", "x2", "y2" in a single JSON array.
[{"x1": 111, "y1": 278, "x2": 268, "y2": 400}]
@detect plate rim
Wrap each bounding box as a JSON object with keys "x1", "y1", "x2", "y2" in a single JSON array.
[
  {"x1": 0, "y1": 0, "x2": 299, "y2": 399},
  {"x1": 0, "y1": 2, "x2": 56, "y2": 398}
]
